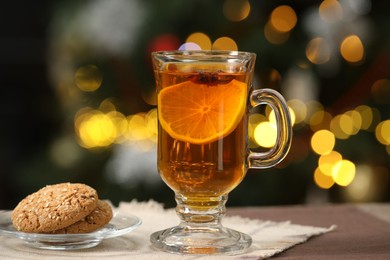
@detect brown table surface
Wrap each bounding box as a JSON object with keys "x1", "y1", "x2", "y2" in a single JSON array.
[
  {"x1": 1, "y1": 203, "x2": 389, "y2": 259},
  {"x1": 228, "y1": 203, "x2": 390, "y2": 259}
]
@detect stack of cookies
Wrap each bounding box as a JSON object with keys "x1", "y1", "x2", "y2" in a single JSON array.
[{"x1": 11, "y1": 183, "x2": 113, "y2": 234}]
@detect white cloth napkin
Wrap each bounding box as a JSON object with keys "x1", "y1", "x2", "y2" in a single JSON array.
[{"x1": 0, "y1": 200, "x2": 335, "y2": 259}]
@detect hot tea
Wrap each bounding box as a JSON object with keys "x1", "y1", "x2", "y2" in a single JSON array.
[
  {"x1": 151, "y1": 51, "x2": 291, "y2": 254},
  {"x1": 156, "y1": 66, "x2": 249, "y2": 209}
]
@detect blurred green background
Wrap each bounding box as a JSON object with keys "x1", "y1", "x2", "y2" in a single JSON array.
[{"x1": 1, "y1": 0, "x2": 389, "y2": 210}]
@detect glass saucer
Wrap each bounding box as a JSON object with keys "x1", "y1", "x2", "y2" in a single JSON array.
[{"x1": 0, "y1": 210, "x2": 141, "y2": 250}]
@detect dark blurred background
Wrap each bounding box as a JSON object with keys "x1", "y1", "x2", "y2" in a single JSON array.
[{"x1": 1, "y1": 0, "x2": 389, "y2": 210}]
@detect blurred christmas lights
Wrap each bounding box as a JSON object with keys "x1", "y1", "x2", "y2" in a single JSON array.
[
  {"x1": 223, "y1": 0, "x2": 250, "y2": 22},
  {"x1": 44, "y1": 0, "x2": 388, "y2": 201}
]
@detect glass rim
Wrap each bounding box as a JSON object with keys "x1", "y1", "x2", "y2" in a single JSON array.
[{"x1": 151, "y1": 50, "x2": 256, "y2": 59}]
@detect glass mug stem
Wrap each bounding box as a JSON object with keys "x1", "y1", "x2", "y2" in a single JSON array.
[
  {"x1": 175, "y1": 193, "x2": 226, "y2": 223},
  {"x1": 150, "y1": 50, "x2": 292, "y2": 255}
]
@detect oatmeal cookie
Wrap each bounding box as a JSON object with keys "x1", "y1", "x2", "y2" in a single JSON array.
[
  {"x1": 52, "y1": 200, "x2": 113, "y2": 234},
  {"x1": 11, "y1": 183, "x2": 98, "y2": 233}
]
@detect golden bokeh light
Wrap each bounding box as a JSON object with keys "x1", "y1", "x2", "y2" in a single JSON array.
[
  {"x1": 345, "y1": 110, "x2": 362, "y2": 134},
  {"x1": 212, "y1": 37, "x2": 238, "y2": 51},
  {"x1": 355, "y1": 105, "x2": 374, "y2": 130},
  {"x1": 306, "y1": 37, "x2": 331, "y2": 64},
  {"x1": 339, "y1": 113, "x2": 356, "y2": 136},
  {"x1": 314, "y1": 167, "x2": 335, "y2": 189},
  {"x1": 126, "y1": 113, "x2": 149, "y2": 141},
  {"x1": 106, "y1": 111, "x2": 128, "y2": 143},
  {"x1": 330, "y1": 115, "x2": 350, "y2": 139},
  {"x1": 289, "y1": 107, "x2": 296, "y2": 126},
  {"x1": 311, "y1": 129, "x2": 336, "y2": 155},
  {"x1": 99, "y1": 98, "x2": 117, "y2": 112},
  {"x1": 186, "y1": 32, "x2": 212, "y2": 50},
  {"x1": 375, "y1": 120, "x2": 390, "y2": 145},
  {"x1": 270, "y1": 5, "x2": 297, "y2": 32},
  {"x1": 249, "y1": 113, "x2": 267, "y2": 132},
  {"x1": 287, "y1": 99, "x2": 307, "y2": 124},
  {"x1": 145, "y1": 108, "x2": 158, "y2": 143},
  {"x1": 369, "y1": 107, "x2": 382, "y2": 132},
  {"x1": 343, "y1": 165, "x2": 390, "y2": 202},
  {"x1": 269, "y1": 107, "x2": 295, "y2": 127},
  {"x1": 125, "y1": 111, "x2": 158, "y2": 144},
  {"x1": 77, "y1": 111, "x2": 117, "y2": 148},
  {"x1": 340, "y1": 35, "x2": 365, "y2": 63},
  {"x1": 306, "y1": 101, "x2": 324, "y2": 115},
  {"x1": 249, "y1": 113, "x2": 267, "y2": 127},
  {"x1": 223, "y1": 0, "x2": 251, "y2": 22},
  {"x1": 254, "y1": 121, "x2": 277, "y2": 148},
  {"x1": 264, "y1": 21, "x2": 290, "y2": 45},
  {"x1": 318, "y1": 150, "x2": 342, "y2": 176},
  {"x1": 310, "y1": 110, "x2": 333, "y2": 132},
  {"x1": 74, "y1": 107, "x2": 158, "y2": 149},
  {"x1": 319, "y1": 0, "x2": 343, "y2": 23},
  {"x1": 120, "y1": 112, "x2": 156, "y2": 151},
  {"x1": 75, "y1": 65, "x2": 103, "y2": 92},
  {"x1": 371, "y1": 79, "x2": 390, "y2": 104},
  {"x1": 332, "y1": 160, "x2": 356, "y2": 186},
  {"x1": 343, "y1": 165, "x2": 373, "y2": 201},
  {"x1": 248, "y1": 113, "x2": 267, "y2": 148}
]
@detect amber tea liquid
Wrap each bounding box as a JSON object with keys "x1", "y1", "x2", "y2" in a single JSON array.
[{"x1": 156, "y1": 64, "x2": 250, "y2": 208}]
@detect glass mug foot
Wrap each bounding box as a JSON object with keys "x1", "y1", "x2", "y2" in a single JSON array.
[
  {"x1": 151, "y1": 194, "x2": 252, "y2": 255},
  {"x1": 150, "y1": 224, "x2": 252, "y2": 255}
]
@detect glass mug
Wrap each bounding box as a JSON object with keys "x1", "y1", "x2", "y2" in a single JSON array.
[{"x1": 151, "y1": 50, "x2": 292, "y2": 255}]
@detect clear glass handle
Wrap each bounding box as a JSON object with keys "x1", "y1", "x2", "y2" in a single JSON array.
[{"x1": 248, "y1": 88, "x2": 292, "y2": 169}]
